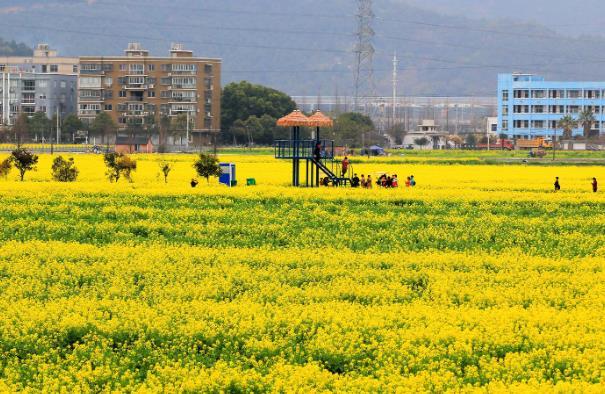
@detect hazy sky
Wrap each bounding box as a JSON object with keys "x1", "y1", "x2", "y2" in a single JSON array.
[{"x1": 402, "y1": 0, "x2": 603, "y2": 36}]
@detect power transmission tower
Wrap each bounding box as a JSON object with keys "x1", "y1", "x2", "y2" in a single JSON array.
[{"x1": 353, "y1": 0, "x2": 376, "y2": 115}]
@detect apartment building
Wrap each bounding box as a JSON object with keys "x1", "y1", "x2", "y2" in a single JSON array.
[
  {"x1": 78, "y1": 43, "x2": 221, "y2": 142},
  {"x1": 498, "y1": 73, "x2": 605, "y2": 138},
  {"x1": 0, "y1": 44, "x2": 78, "y2": 126}
]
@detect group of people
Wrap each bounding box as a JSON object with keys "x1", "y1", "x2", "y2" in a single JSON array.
[
  {"x1": 554, "y1": 177, "x2": 598, "y2": 192},
  {"x1": 348, "y1": 174, "x2": 417, "y2": 189}
]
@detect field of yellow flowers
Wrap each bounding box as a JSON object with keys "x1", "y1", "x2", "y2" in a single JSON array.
[{"x1": 0, "y1": 153, "x2": 604, "y2": 392}]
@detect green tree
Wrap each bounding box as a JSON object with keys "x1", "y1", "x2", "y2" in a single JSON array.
[
  {"x1": 386, "y1": 123, "x2": 407, "y2": 145},
  {"x1": 159, "y1": 115, "x2": 171, "y2": 149},
  {"x1": 193, "y1": 153, "x2": 221, "y2": 184},
  {"x1": 0, "y1": 157, "x2": 11, "y2": 179},
  {"x1": 332, "y1": 112, "x2": 374, "y2": 147},
  {"x1": 558, "y1": 115, "x2": 577, "y2": 139},
  {"x1": 10, "y1": 148, "x2": 38, "y2": 181},
  {"x1": 51, "y1": 156, "x2": 79, "y2": 182},
  {"x1": 62, "y1": 114, "x2": 83, "y2": 142},
  {"x1": 91, "y1": 112, "x2": 117, "y2": 145},
  {"x1": 29, "y1": 111, "x2": 50, "y2": 141},
  {"x1": 171, "y1": 113, "x2": 192, "y2": 145},
  {"x1": 221, "y1": 81, "x2": 296, "y2": 142},
  {"x1": 578, "y1": 109, "x2": 596, "y2": 139},
  {"x1": 414, "y1": 137, "x2": 430, "y2": 149},
  {"x1": 465, "y1": 133, "x2": 477, "y2": 147},
  {"x1": 103, "y1": 152, "x2": 137, "y2": 183},
  {"x1": 12, "y1": 113, "x2": 29, "y2": 146},
  {"x1": 159, "y1": 162, "x2": 172, "y2": 183}
]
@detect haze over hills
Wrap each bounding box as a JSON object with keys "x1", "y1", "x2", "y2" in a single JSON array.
[{"x1": 2, "y1": 0, "x2": 605, "y2": 96}]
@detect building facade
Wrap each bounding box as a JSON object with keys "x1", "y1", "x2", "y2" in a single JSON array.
[
  {"x1": 0, "y1": 44, "x2": 78, "y2": 126},
  {"x1": 78, "y1": 43, "x2": 221, "y2": 141},
  {"x1": 498, "y1": 73, "x2": 605, "y2": 138}
]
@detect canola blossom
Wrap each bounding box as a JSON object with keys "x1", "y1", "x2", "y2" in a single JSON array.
[{"x1": 0, "y1": 153, "x2": 604, "y2": 392}]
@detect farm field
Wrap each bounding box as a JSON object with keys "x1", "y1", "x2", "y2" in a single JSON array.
[{"x1": 0, "y1": 153, "x2": 604, "y2": 392}]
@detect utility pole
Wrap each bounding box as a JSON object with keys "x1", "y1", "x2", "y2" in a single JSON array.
[
  {"x1": 353, "y1": 0, "x2": 376, "y2": 115},
  {"x1": 392, "y1": 52, "x2": 398, "y2": 130},
  {"x1": 186, "y1": 110, "x2": 190, "y2": 150},
  {"x1": 56, "y1": 106, "x2": 61, "y2": 146}
]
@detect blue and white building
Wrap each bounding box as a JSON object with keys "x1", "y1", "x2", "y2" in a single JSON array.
[{"x1": 498, "y1": 73, "x2": 605, "y2": 138}]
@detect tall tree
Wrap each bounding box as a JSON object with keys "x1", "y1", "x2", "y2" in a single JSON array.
[
  {"x1": 558, "y1": 115, "x2": 577, "y2": 140},
  {"x1": 578, "y1": 108, "x2": 596, "y2": 139},
  {"x1": 159, "y1": 115, "x2": 171, "y2": 147},
  {"x1": 221, "y1": 81, "x2": 296, "y2": 140},
  {"x1": 62, "y1": 114, "x2": 83, "y2": 143},
  {"x1": 91, "y1": 112, "x2": 117, "y2": 145},
  {"x1": 12, "y1": 113, "x2": 29, "y2": 146},
  {"x1": 29, "y1": 112, "x2": 50, "y2": 141}
]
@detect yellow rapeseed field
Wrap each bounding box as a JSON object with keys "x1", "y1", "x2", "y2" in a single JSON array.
[{"x1": 0, "y1": 153, "x2": 604, "y2": 392}]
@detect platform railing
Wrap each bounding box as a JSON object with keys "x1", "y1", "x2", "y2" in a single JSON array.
[{"x1": 274, "y1": 139, "x2": 334, "y2": 160}]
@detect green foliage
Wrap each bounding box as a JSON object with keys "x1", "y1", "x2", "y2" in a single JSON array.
[
  {"x1": 193, "y1": 153, "x2": 222, "y2": 184},
  {"x1": 558, "y1": 115, "x2": 577, "y2": 139},
  {"x1": 91, "y1": 112, "x2": 117, "y2": 144},
  {"x1": 159, "y1": 162, "x2": 172, "y2": 183},
  {"x1": 465, "y1": 134, "x2": 477, "y2": 146},
  {"x1": 62, "y1": 114, "x2": 84, "y2": 140},
  {"x1": 12, "y1": 114, "x2": 29, "y2": 146},
  {"x1": 414, "y1": 137, "x2": 430, "y2": 147},
  {"x1": 10, "y1": 148, "x2": 38, "y2": 181},
  {"x1": 330, "y1": 112, "x2": 375, "y2": 147},
  {"x1": 104, "y1": 152, "x2": 137, "y2": 183},
  {"x1": 29, "y1": 112, "x2": 51, "y2": 140},
  {"x1": 577, "y1": 109, "x2": 596, "y2": 139},
  {"x1": 51, "y1": 156, "x2": 79, "y2": 182},
  {"x1": 0, "y1": 158, "x2": 12, "y2": 179},
  {"x1": 0, "y1": 38, "x2": 32, "y2": 56},
  {"x1": 221, "y1": 81, "x2": 296, "y2": 143}
]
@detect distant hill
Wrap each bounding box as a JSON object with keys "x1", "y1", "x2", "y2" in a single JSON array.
[
  {"x1": 1, "y1": 0, "x2": 605, "y2": 96},
  {"x1": 0, "y1": 38, "x2": 32, "y2": 56}
]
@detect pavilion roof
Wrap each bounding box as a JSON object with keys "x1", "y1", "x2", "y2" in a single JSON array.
[
  {"x1": 276, "y1": 110, "x2": 310, "y2": 127},
  {"x1": 307, "y1": 110, "x2": 333, "y2": 128}
]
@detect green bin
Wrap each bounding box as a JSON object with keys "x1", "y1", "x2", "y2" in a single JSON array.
[{"x1": 246, "y1": 178, "x2": 256, "y2": 186}]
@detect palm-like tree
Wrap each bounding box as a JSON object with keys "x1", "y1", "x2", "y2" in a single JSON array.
[
  {"x1": 578, "y1": 108, "x2": 596, "y2": 139},
  {"x1": 558, "y1": 115, "x2": 577, "y2": 140}
]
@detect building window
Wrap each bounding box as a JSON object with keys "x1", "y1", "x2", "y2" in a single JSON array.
[
  {"x1": 531, "y1": 120, "x2": 545, "y2": 128},
  {"x1": 567, "y1": 90, "x2": 581, "y2": 99},
  {"x1": 172, "y1": 64, "x2": 196, "y2": 72},
  {"x1": 38, "y1": 106, "x2": 47, "y2": 113},
  {"x1": 160, "y1": 77, "x2": 172, "y2": 85},
  {"x1": 80, "y1": 77, "x2": 102, "y2": 88},
  {"x1": 513, "y1": 105, "x2": 529, "y2": 114},
  {"x1": 568, "y1": 105, "x2": 580, "y2": 113},
  {"x1": 128, "y1": 64, "x2": 144, "y2": 74},
  {"x1": 531, "y1": 90, "x2": 545, "y2": 99},
  {"x1": 148, "y1": 90, "x2": 156, "y2": 98},
  {"x1": 50, "y1": 65, "x2": 58, "y2": 73},
  {"x1": 548, "y1": 90, "x2": 564, "y2": 99},
  {"x1": 38, "y1": 80, "x2": 48, "y2": 89},
  {"x1": 128, "y1": 76, "x2": 145, "y2": 85},
  {"x1": 42, "y1": 65, "x2": 48, "y2": 73},
  {"x1": 502, "y1": 90, "x2": 508, "y2": 101},
  {"x1": 513, "y1": 120, "x2": 529, "y2": 129},
  {"x1": 172, "y1": 77, "x2": 196, "y2": 88},
  {"x1": 73, "y1": 65, "x2": 78, "y2": 73},
  {"x1": 80, "y1": 90, "x2": 102, "y2": 98},
  {"x1": 22, "y1": 93, "x2": 36, "y2": 104},
  {"x1": 39, "y1": 94, "x2": 47, "y2": 100},
  {"x1": 501, "y1": 120, "x2": 508, "y2": 131},
  {"x1": 104, "y1": 104, "x2": 112, "y2": 110},
  {"x1": 119, "y1": 90, "x2": 127, "y2": 97},
  {"x1": 104, "y1": 77, "x2": 113, "y2": 87},
  {"x1": 161, "y1": 64, "x2": 171, "y2": 72},
  {"x1": 60, "y1": 81, "x2": 67, "y2": 89},
  {"x1": 532, "y1": 105, "x2": 545, "y2": 114},
  {"x1": 120, "y1": 64, "x2": 127, "y2": 71},
  {"x1": 160, "y1": 91, "x2": 170, "y2": 98},
  {"x1": 148, "y1": 64, "x2": 155, "y2": 71},
  {"x1": 513, "y1": 89, "x2": 529, "y2": 99},
  {"x1": 22, "y1": 80, "x2": 36, "y2": 91},
  {"x1": 118, "y1": 117, "x2": 127, "y2": 124},
  {"x1": 103, "y1": 91, "x2": 113, "y2": 99},
  {"x1": 502, "y1": 106, "x2": 508, "y2": 115}
]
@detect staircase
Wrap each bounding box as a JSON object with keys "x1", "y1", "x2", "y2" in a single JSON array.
[{"x1": 312, "y1": 158, "x2": 352, "y2": 186}]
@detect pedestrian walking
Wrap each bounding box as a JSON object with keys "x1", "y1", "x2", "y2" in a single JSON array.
[
  {"x1": 554, "y1": 177, "x2": 561, "y2": 192},
  {"x1": 592, "y1": 177, "x2": 598, "y2": 193}
]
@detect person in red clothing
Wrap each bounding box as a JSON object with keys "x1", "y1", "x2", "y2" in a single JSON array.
[
  {"x1": 592, "y1": 177, "x2": 598, "y2": 193},
  {"x1": 341, "y1": 156, "x2": 349, "y2": 177},
  {"x1": 392, "y1": 174, "x2": 399, "y2": 188}
]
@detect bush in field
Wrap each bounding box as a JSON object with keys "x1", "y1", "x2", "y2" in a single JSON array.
[
  {"x1": 104, "y1": 152, "x2": 137, "y2": 183},
  {"x1": 159, "y1": 162, "x2": 172, "y2": 183},
  {"x1": 0, "y1": 158, "x2": 12, "y2": 179},
  {"x1": 51, "y1": 156, "x2": 79, "y2": 182},
  {"x1": 10, "y1": 148, "x2": 38, "y2": 181},
  {"x1": 193, "y1": 153, "x2": 221, "y2": 184}
]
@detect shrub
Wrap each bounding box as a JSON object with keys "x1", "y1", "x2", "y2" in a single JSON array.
[
  {"x1": 104, "y1": 152, "x2": 137, "y2": 183},
  {"x1": 0, "y1": 158, "x2": 11, "y2": 179},
  {"x1": 51, "y1": 156, "x2": 79, "y2": 182},
  {"x1": 193, "y1": 153, "x2": 222, "y2": 184},
  {"x1": 10, "y1": 148, "x2": 38, "y2": 181},
  {"x1": 160, "y1": 162, "x2": 172, "y2": 184}
]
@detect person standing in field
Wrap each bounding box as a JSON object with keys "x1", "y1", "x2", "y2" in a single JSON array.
[
  {"x1": 554, "y1": 177, "x2": 561, "y2": 192},
  {"x1": 314, "y1": 142, "x2": 322, "y2": 162},
  {"x1": 360, "y1": 175, "x2": 366, "y2": 188},
  {"x1": 410, "y1": 175, "x2": 417, "y2": 187},
  {"x1": 392, "y1": 175, "x2": 399, "y2": 188},
  {"x1": 366, "y1": 175, "x2": 373, "y2": 189},
  {"x1": 406, "y1": 176, "x2": 411, "y2": 187},
  {"x1": 592, "y1": 177, "x2": 598, "y2": 193},
  {"x1": 341, "y1": 156, "x2": 349, "y2": 177},
  {"x1": 352, "y1": 173, "x2": 360, "y2": 188}
]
